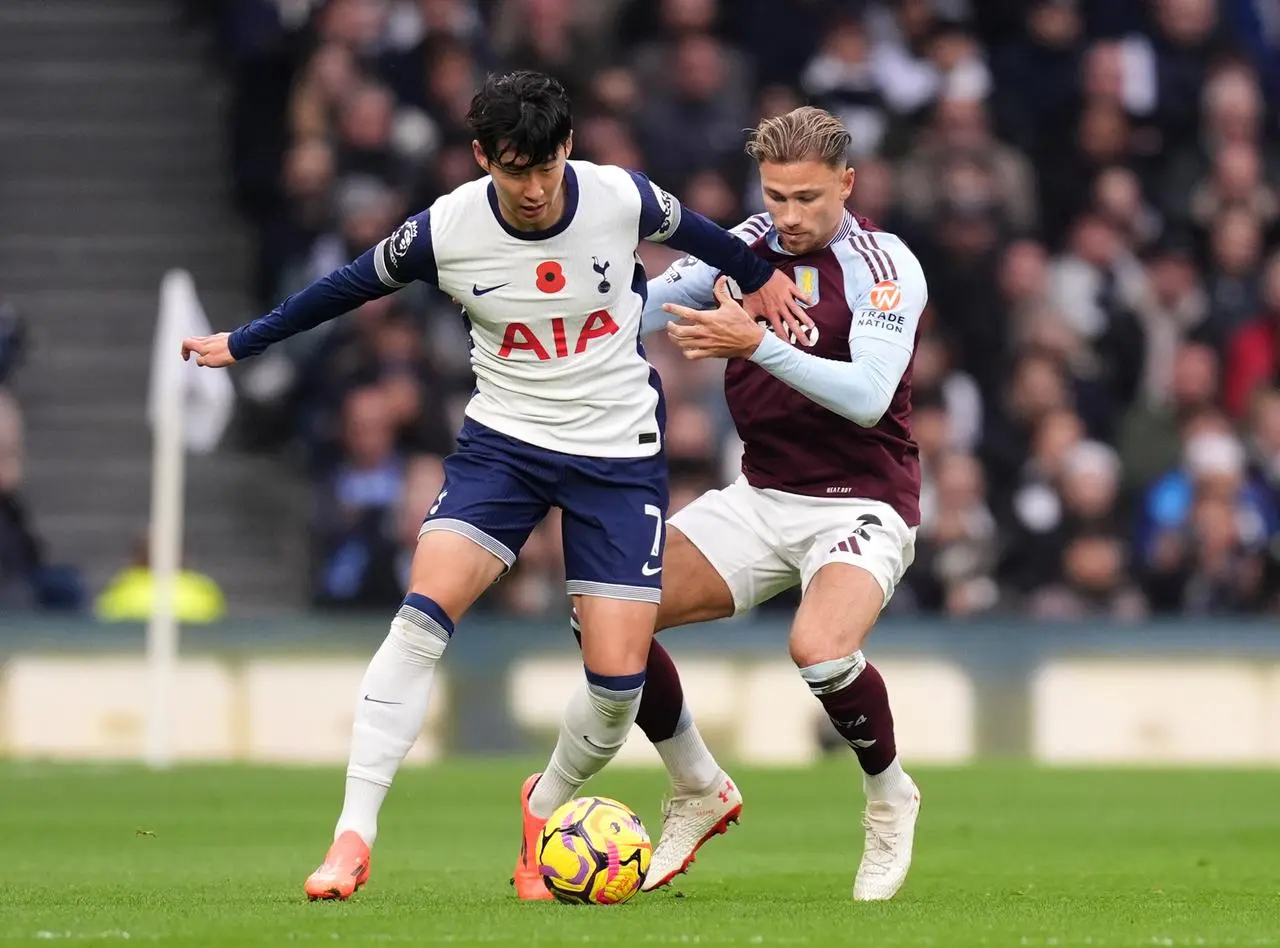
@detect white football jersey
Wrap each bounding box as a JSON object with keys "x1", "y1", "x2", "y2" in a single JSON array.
[{"x1": 372, "y1": 160, "x2": 684, "y2": 458}]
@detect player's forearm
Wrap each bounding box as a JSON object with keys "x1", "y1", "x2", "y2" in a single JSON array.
[
  {"x1": 748, "y1": 331, "x2": 908, "y2": 427},
  {"x1": 639, "y1": 297, "x2": 677, "y2": 336},
  {"x1": 228, "y1": 250, "x2": 390, "y2": 360},
  {"x1": 640, "y1": 274, "x2": 713, "y2": 335},
  {"x1": 663, "y1": 209, "x2": 774, "y2": 293}
]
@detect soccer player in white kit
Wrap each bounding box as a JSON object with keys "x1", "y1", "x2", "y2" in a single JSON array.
[
  {"x1": 573, "y1": 107, "x2": 928, "y2": 900},
  {"x1": 180, "y1": 71, "x2": 810, "y2": 901}
]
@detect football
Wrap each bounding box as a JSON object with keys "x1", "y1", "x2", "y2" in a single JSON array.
[{"x1": 537, "y1": 796, "x2": 652, "y2": 904}]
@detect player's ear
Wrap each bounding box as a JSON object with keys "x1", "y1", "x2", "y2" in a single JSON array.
[
  {"x1": 842, "y1": 166, "x2": 855, "y2": 202},
  {"x1": 471, "y1": 140, "x2": 490, "y2": 173},
  {"x1": 561, "y1": 132, "x2": 573, "y2": 160}
]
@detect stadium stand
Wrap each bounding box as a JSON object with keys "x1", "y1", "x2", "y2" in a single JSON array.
[
  {"x1": 0, "y1": 0, "x2": 310, "y2": 613},
  {"x1": 6, "y1": 0, "x2": 1280, "y2": 619}
]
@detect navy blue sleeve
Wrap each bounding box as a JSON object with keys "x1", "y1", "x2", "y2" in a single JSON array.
[
  {"x1": 662, "y1": 208, "x2": 774, "y2": 293},
  {"x1": 626, "y1": 169, "x2": 772, "y2": 293},
  {"x1": 629, "y1": 170, "x2": 682, "y2": 242},
  {"x1": 372, "y1": 211, "x2": 437, "y2": 288},
  {"x1": 228, "y1": 211, "x2": 436, "y2": 361}
]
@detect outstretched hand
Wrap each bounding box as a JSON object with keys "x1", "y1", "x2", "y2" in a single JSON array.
[
  {"x1": 742, "y1": 268, "x2": 814, "y2": 346},
  {"x1": 663, "y1": 276, "x2": 768, "y2": 360},
  {"x1": 180, "y1": 332, "x2": 236, "y2": 368}
]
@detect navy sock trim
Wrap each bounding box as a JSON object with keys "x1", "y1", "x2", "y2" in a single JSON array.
[
  {"x1": 584, "y1": 666, "x2": 646, "y2": 693},
  {"x1": 401, "y1": 592, "x2": 455, "y2": 638}
]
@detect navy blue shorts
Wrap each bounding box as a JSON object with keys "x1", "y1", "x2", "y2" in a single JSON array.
[{"x1": 421, "y1": 419, "x2": 668, "y2": 602}]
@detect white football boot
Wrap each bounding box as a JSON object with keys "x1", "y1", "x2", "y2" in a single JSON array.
[
  {"x1": 642, "y1": 773, "x2": 743, "y2": 891},
  {"x1": 853, "y1": 779, "x2": 921, "y2": 901}
]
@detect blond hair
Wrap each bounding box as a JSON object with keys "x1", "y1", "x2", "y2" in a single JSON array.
[{"x1": 745, "y1": 106, "x2": 851, "y2": 168}]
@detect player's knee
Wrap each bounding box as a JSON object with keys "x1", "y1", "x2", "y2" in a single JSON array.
[
  {"x1": 584, "y1": 666, "x2": 646, "y2": 721},
  {"x1": 389, "y1": 592, "x2": 453, "y2": 664},
  {"x1": 788, "y1": 620, "x2": 869, "y2": 669},
  {"x1": 577, "y1": 612, "x2": 655, "y2": 675},
  {"x1": 788, "y1": 570, "x2": 883, "y2": 667},
  {"x1": 788, "y1": 632, "x2": 825, "y2": 670},
  {"x1": 796, "y1": 649, "x2": 867, "y2": 695}
]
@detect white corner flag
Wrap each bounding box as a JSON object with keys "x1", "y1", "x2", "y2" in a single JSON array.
[
  {"x1": 148, "y1": 269, "x2": 235, "y2": 453},
  {"x1": 144, "y1": 269, "x2": 236, "y2": 769}
]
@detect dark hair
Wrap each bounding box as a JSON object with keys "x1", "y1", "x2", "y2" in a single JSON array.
[{"x1": 466, "y1": 71, "x2": 573, "y2": 170}]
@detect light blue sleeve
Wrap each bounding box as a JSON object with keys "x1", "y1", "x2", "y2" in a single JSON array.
[
  {"x1": 639, "y1": 214, "x2": 770, "y2": 336},
  {"x1": 747, "y1": 235, "x2": 927, "y2": 427},
  {"x1": 639, "y1": 257, "x2": 719, "y2": 335}
]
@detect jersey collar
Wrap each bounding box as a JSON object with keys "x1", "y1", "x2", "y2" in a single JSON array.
[
  {"x1": 487, "y1": 163, "x2": 580, "y2": 241},
  {"x1": 765, "y1": 209, "x2": 855, "y2": 255}
]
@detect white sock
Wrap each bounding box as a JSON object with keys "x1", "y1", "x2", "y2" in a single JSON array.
[
  {"x1": 654, "y1": 705, "x2": 723, "y2": 796},
  {"x1": 335, "y1": 597, "x2": 451, "y2": 845},
  {"x1": 335, "y1": 777, "x2": 388, "y2": 843},
  {"x1": 863, "y1": 756, "x2": 915, "y2": 806},
  {"x1": 528, "y1": 671, "x2": 644, "y2": 819}
]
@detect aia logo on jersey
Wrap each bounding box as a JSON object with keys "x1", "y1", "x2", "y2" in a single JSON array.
[
  {"x1": 498, "y1": 310, "x2": 620, "y2": 360},
  {"x1": 868, "y1": 280, "x2": 901, "y2": 312},
  {"x1": 536, "y1": 260, "x2": 566, "y2": 293}
]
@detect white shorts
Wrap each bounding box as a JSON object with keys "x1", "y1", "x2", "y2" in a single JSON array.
[{"x1": 669, "y1": 476, "x2": 917, "y2": 615}]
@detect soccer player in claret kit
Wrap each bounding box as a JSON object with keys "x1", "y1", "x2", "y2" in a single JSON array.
[
  {"x1": 578, "y1": 106, "x2": 928, "y2": 901},
  {"x1": 180, "y1": 71, "x2": 810, "y2": 902}
]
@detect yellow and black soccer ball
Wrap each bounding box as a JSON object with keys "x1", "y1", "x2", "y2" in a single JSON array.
[{"x1": 537, "y1": 796, "x2": 652, "y2": 904}]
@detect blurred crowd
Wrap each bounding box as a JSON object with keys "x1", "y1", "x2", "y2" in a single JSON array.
[
  {"x1": 196, "y1": 0, "x2": 1280, "y2": 619},
  {"x1": 0, "y1": 306, "x2": 37, "y2": 609},
  {"x1": 0, "y1": 304, "x2": 89, "y2": 612}
]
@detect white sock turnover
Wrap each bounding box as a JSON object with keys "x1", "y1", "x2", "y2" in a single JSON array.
[
  {"x1": 862, "y1": 756, "x2": 915, "y2": 806},
  {"x1": 335, "y1": 595, "x2": 451, "y2": 845},
  {"x1": 654, "y1": 705, "x2": 723, "y2": 796},
  {"x1": 528, "y1": 670, "x2": 645, "y2": 819}
]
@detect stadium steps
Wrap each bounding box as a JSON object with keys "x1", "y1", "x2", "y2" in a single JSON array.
[
  {"x1": 0, "y1": 0, "x2": 311, "y2": 616},
  {"x1": 23, "y1": 458, "x2": 304, "y2": 606},
  {"x1": 0, "y1": 124, "x2": 224, "y2": 177},
  {"x1": 0, "y1": 288, "x2": 249, "y2": 347},
  {"x1": 0, "y1": 237, "x2": 251, "y2": 293},
  {"x1": 0, "y1": 66, "x2": 218, "y2": 125}
]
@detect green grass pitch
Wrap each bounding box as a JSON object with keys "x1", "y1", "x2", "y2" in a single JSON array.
[{"x1": 4, "y1": 759, "x2": 1279, "y2": 947}]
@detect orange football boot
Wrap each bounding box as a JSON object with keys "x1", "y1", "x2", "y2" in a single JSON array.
[
  {"x1": 512, "y1": 772, "x2": 554, "y2": 900},
  {"x1": 304, "y1": 830, "x2": 371, "y2": 901}
]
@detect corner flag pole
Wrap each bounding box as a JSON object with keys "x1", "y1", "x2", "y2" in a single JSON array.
[
  {"x1": 145, "y1": 374, "x2": 184, "y2": 770},
  {"x1": 144, "y1": 270, "x2": 235, "y2": 770},
  {"x1": 145, "y1": 272, "x2": 188, "y2": 770}
]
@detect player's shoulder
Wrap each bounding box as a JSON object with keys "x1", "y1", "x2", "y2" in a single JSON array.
[
  {"x1": 425, "y1": 176, "x2": 491, "y2": 233},
  {"x1": 578, "y1": 160, "x2": 682, "y2": 211},
  {"x1": 568, "y1": 161, "x2": 659, "y2": 233},
  {"x1": 733, "y1": 212, "x2": 773, "y2": 244},
  {"x1": 840, "y1": 214, "x2": 926, "y2": 291},
  {"x1": 569, "y1": 159, "x2": 636, "y2": 195},
  {"x1": 845, "y1": 215, "x2": 921, "y2": 267},
  {"x1": 437, "y1": 174, "x2": 491, "y2": 206}
]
